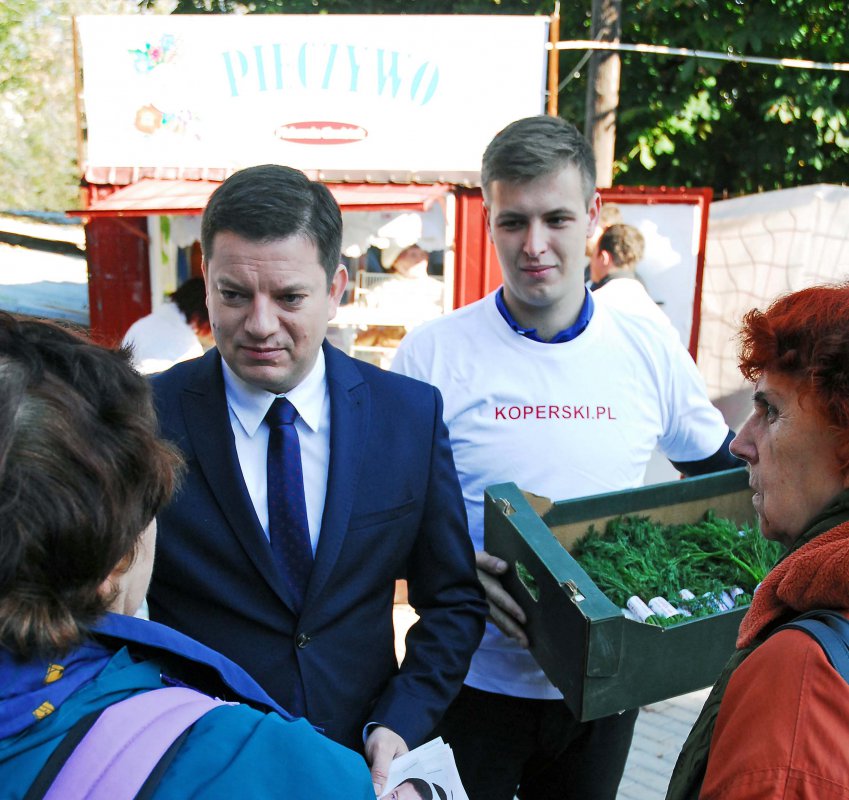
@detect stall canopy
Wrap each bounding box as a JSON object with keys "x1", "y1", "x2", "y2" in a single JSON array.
[{"x1": 72, "y1": 178, "x2": 450, "y2": 218}]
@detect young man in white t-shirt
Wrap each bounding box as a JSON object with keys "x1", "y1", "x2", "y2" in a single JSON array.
[{"x1": 392, "y1": 115, "x2": 740, "y2": 800}]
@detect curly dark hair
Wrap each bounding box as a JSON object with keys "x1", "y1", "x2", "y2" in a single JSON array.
[{"x1": 0, "y1": 313, "x2": 182, "y2": 658}]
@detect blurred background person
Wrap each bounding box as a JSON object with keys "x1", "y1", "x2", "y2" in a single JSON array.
[
  {"x1": 376, "y1": 241, "x2": 444, "y2": 307},
  {"x1": 122, "y1": 276, "x2": 212, "y2": 375},
  {"x1": 589, "y1": 223, "x2": 673, "y2": 334},
  {"x1": 667, "y1": 283, "x2": 849, "y2": 800},
  {"x1": 588, "y1": 222, "x2": 646, "y2": 291},
  {"x1": 355, "y1": 241, "x2": 445, "y2": 353},
  {"x1": 584, "y1": 202, "x2": 622, "y2": 282},
  {"x1": 0, "y1": 312, "x2": 373, "y2": 798}
]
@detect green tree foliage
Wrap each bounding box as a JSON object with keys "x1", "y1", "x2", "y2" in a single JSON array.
[
  {"x1": 155, "y1": 0, "x2": 846, "y2": 195},
  {"x1": 0, "y1": 0, "x2": 171, "y2": 212},
  {"x1": 591, "y1": 0, "x2": 848, "y2": 193},
  {"x1": 0, "y1": 1, "x2": 79, "y2": 210}
]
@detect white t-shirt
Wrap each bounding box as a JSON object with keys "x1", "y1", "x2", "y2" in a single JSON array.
[
  {"x1": 392, "y1": 292, "x2": 729, "y2": 699},
  {"x1": 122, "y1": 302, "x2": 203, "y2": 375},
  {"x1": 593, "y1": 276, "x2": 678, "y2": 338}
]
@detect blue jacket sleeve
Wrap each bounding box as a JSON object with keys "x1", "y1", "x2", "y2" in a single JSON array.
[{"x1": 156, "y1": 705, "x2": 374, "y2": 799}]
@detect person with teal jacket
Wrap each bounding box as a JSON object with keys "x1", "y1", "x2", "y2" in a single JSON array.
[{"x1": 0, "y1": 312, "x2": 374, "y2": 799}]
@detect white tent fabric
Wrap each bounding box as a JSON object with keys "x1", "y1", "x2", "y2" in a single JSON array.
[{"x1": 698, "y1": 184, "x2": 849, "y2": 430}]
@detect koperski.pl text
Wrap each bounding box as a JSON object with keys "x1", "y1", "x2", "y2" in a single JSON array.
[{"x1": 494, "y1": 405, "x2": 617, "y2": 421}]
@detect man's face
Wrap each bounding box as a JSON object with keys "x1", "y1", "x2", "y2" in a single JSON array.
[
  {"x1": 485, "y1": 164, "x2": 600, "y2": 325},
  {"x1": 393, "y1": 244, "x2": 428, "y2": 277},
  {"x1": 204, "y1": 230, "x2": 347, "y2": 394},
  {"x1": 381, "y1": 782, "x2": 425, "y2": 800}
]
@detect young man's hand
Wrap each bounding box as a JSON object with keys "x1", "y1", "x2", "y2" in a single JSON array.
[{"x1": 475, "y1": 550, "x2": 529, "y2": 648}]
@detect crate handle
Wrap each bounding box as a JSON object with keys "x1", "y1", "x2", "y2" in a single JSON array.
[
  {"x1": 515, "y1": 561, "x2": 540, "y2": 602},
  {"x1": 560, "y1": 579, "x2": 586, "y2": 603},
  {"x1": 495, "y1": 498, "x2": 516, "y2": 516}
]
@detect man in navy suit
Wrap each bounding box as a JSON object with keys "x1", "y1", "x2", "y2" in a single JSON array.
[{"x1": 147, "y1": 164, "x2": 486, "y2": 795}]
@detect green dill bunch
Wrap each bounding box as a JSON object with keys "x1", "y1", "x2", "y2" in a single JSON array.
[{"x1": 571, "y1": 511, "x2": 782, "y2": 610}]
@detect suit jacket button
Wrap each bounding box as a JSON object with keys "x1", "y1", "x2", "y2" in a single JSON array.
[{"x1": 296, "y1": 633, "x2": 311, "y2": 648}]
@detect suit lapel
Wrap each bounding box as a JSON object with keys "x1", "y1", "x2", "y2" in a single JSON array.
[
  {"x1": 304, "y1": 343, "x2": 369, "y2": 608},
  {"x1": 179, "y1": 350, "x2": 301, "y2": 612}
]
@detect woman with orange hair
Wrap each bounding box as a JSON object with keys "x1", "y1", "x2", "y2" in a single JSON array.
[{"x1": 668, "y1": 283, "x2": 849, "y2": 800}]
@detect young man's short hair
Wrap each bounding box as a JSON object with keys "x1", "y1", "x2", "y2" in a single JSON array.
[{"x1": 481, "y1": 115, "x2": 597, "y2": 205}]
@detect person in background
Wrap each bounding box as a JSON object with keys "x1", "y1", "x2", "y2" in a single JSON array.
[
  {"x1": 376, "y1": 243, "x2": 444, "y2": 309},
  {"x1": 667, "y1": 283, "x2": 849, "y2": 800},
  {"x1": 122, "y1": 276, "x2": 213, "y2": 374},
  {"x1": 0, "y1": 312, "x2": 374, "y2": 798},
  {"x1": 147, "y1": 164, "x2": 486, "y2": 796},
  {"x1": 588, "y1": 222, "x2": 645, "y2": 291},
  {"x1": 583, "y1": 201, "x2": 622, "y2": 282},
  {"x1": 392, "y1": 115, "x2": 740, "y2": 800},
  {"x1": 355, "y1": 242, "x2": 445, "y2": 351},
  {"x1": 589, "y1": 223, "x2": 674, "y2": 333}
]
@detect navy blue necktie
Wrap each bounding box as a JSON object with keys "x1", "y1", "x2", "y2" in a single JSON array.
[{"x1": 265, "y1": 397, "x2": 313, "y2": 613}]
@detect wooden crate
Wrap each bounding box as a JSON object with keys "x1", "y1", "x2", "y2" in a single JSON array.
[{"x1": 484, "y1": 467, "x2": 754, "y2": 721}]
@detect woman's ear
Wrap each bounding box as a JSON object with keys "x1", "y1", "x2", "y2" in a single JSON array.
[
  {"x1": 99, "y1": 520, "x2": 157, "y2": 617},
  {"x1": 97, "y1": 551, "x2": 132, "y2": 610}
]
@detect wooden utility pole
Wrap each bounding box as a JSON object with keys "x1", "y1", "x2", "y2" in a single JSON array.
[
  {"x1": 584, "y1": 0, "x2": 622, "y2": 187},
  {"x1": 547, "y1": 2, "x2": 561, "y2": 116}
]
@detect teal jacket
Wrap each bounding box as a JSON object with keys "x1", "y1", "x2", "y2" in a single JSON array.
[{"x1": 0, "y1": 618, "x2": 374, "y2": 799}]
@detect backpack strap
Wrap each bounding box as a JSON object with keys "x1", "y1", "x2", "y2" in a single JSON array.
[
  {"x1": 31, "y1": 686, "x2": 230, "y2": 800},
  {"x1": 24, "y1": 708, "x2": 106, "y2": 800},
  {"x1": 773, "y1": 609, "x2": 849, "y2": 683}
]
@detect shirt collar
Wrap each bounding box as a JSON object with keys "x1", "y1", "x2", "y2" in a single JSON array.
[
  {"x1": 221, "y1": 349, "x2": 327, "y2": 437},
  {"x1": 494, "y1": 286, "x2": 595, "y2": 343}
]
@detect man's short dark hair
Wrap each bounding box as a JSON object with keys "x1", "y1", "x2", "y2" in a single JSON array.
[
  {"x1": 170, "y1": 277, "x2": 209, "y2": 327},
  {"x1": 201, "y1": 164, "x2": 343, "y2": 287},
  {"x1": 481, "y1": 115, "x2": 597, "y2": 205},
  {"x1": 398, "y1": 778, "x2": 432, "y2": 800},
  {"x1": 598, "y1": 223, "x2": 645, "y2": 270}
]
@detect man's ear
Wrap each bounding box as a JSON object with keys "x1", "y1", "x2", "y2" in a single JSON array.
[
  {"x1": 597, "y1": 248, "x2": 615, "y2": 279},
  {"x1": 201, "y1": 260, "x2": 211, "y2": 306},
  {"x1": 327, "y1": 264, "x2": 349, "y2": 320},
  {"x1": 483, "y1": 204, "x2": 494, "y2": 243},
  {"x1": 585, "y1": 192, "x2": 602, "y2": 238}
]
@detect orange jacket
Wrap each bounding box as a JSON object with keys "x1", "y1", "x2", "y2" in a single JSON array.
[
  {"x1": 701, "y1": 519, "x2": 849, "y2": 799},
  {"x1": 702, "y1": 624, "x2": 849, "y2": 798}
]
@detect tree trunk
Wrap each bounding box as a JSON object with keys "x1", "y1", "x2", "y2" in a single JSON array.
[{"x1": 584, "y1": 0, "x2": 622, "y2": 188}]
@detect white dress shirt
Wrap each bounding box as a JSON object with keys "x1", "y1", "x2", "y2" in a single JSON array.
[{"x1": 221, "y1": 352, "x2": 330, "y2": 553}]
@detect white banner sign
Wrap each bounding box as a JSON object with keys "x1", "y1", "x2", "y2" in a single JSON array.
[{"x1": 77, "y1": 15, "x2": 548, "y2": 177}]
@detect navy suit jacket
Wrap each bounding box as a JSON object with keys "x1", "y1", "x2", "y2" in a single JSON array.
[{"x1": 148, "y1": 342, "x2": 486, "y2": 751}]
